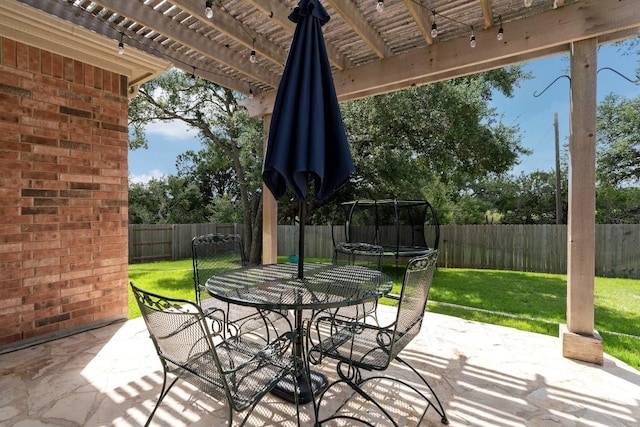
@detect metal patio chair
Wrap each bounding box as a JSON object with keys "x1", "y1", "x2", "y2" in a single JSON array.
[
  {"x1": 308, "y1": 251, "x2": 448, "y2": 426},
  {"x1": 130, "y1": 282, "x2": 299, "y2": 427},
  {"x1": 332, "y1": 242, "x2": 385, "y2": 324},
  {"x1": 192, "y1": 233, "x2": 288, "y2": 340}
]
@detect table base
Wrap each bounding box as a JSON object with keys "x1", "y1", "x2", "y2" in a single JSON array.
[{"x1": 271, "y1": 370, "x2": 328, "y2": 404}]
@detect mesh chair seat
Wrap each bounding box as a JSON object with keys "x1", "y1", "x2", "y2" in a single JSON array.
[
  {"x1": 131, "y1": 283, "x2": 299, "y2": 426},
  {"x1": 309, "y1": 251, "x2": 448, "y2": 426},
  {"x1": 179, "y1": 339, "x2": 293, "y2": 410},
  {"x1": 310, "y1": 316, "x2": 423, "y2": 371}
]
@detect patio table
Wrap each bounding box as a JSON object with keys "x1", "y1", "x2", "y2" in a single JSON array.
[{"x1": 205, "y1": 262, "x2": 392, "y2": 404}]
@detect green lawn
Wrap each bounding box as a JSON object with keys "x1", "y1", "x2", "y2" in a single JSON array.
[{"x1": 128, "y1": 259, "x2": 640, "y2": 371}]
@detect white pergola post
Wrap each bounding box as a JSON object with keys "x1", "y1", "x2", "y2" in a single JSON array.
[
  {"x1": 262, "y1": 114, "x2": 278, "y2": 264},
  {"x1": 560, "y1": 38, "x2": 603, "y2": 365}
]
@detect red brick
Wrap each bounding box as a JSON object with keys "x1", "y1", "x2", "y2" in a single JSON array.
[
  {"x1": 28, "y1": 46, "x2": 40, "y2": 73},
  {"x1": 84, "y1": 64, "x2": 94, "y2": 87},
  {"x1": 99, "y1": 306, "x2": 127, "y2": 318},
  {"x1": 24, "y1": 323, "x2": 61, "y2": 340},
  {"x1": 60, "y1": 283, "x2": 93, "y2": 296},
  {"x1": 23, "y1": 256, "x2": 60, "y2": 269},
  {"x1": 102, "y1": 70, "x2": 112, "y2": 92},
  {"x1": 40, "y1": 50, "x2": 52, "y2": 76},
  {"x1": 69, "y1": 305, "x2": 101, "y2": 319},
  {"x1": 2, "y1": 38, "x2": 17, "y2": 67},
  {"x1": 62, "y1": 57, "x2": 74, "y2": 82},
  {"x1": 32, "y1": 280, "x2": 68, "y2": 294},
  {"x1": 93, "y1": 67, "x2": 102, "y2": 89},
  {"x1": 0, "y1": 296, "x2": 23, "y2": 310},
  {"x1": 16, "y1": 42, "x2": 29, "y2": 71},
  {"x1": 0, "y1": 64, "x2": 31, "y2": 82},
  {"x1": 51, "y1": 53, "x2": 63, "y2": 79},
  {"x1": 0, "y1": 332, "x2": 23, "y2": 345},
  {"x1": 22, "y1": 273, "x2": 63, "y2": 288},
  {"x1": 0, "y1": 301, "x2": 31, "y2": 317},
  {"x1": 73, "y1": 60, "x2": 83, "y2": 85}
]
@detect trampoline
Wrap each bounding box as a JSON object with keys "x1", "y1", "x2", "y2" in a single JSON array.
[{"x1": 333, "y1": 199, "x2": 440, "y2": 268}]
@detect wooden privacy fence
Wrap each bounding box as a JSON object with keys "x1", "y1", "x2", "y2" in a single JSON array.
[
  {"x1": 279, "y1": 224, "x2": 639, "y2": 278},
  {"x1": 128, "y1": 223, "x2": 240, "y2": 263},
  {"x1": 129, "y1": 223, "x2": 639, "y2": 278}
]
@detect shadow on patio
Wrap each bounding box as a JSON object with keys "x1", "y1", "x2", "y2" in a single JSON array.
[{"x1": 1, "y1": 306, "x2": 638, "y2": 426}]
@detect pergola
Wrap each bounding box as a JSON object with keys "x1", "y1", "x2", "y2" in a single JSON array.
[{"x1": 4, "y1": 0, "x2": 640, "y2": 364}]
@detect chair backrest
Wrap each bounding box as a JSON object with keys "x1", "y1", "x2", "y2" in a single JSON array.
[
  {"x1": 130, "y1": 282, "x2": 228, "y2": 393},
  {"x1": 388, "y1": 250, "x2": 438, "y2": 360},
  {"x1": 192, "y1": 233, "x2": 245, "y2": 302},
  {"x1": 333, "y1": 242, "x2": 384, "y2": 270}
]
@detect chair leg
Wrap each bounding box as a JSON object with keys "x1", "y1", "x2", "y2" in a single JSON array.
[
  {"x1": 315, "y1": 362, "x2": 399, "y2": 427},
  {"x1": 145, "y1": 368, "x2": 180, "y2": 427},
  {"x1": 317, "y1": 359, "x2": 449, "y2": 427},
  {"x1": 396, "y1": 355, "x2": 449, "y2": 425}
]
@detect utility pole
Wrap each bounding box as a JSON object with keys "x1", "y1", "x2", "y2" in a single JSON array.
[{"x1": 554, "y1": 112, "x2": 562, "y2": 224}]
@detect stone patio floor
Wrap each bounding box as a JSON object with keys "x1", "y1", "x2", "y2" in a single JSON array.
[{"x1": 1, "y1": 306, "x2": 638, "y2": 426}]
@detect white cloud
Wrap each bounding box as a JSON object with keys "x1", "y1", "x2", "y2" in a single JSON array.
[
  {"x1": 129, "y1": 169, "x2": 167, "y2": 184},
  {"x1": 145, "y1": 120, "x2": 195, "y2": 140}
]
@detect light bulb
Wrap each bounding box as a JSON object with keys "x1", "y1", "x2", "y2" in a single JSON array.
[
  {"x1": 118, "y1": 42, "x2": 124, "y2": 55},
  {"x1": 524, "y1": 0, "x2": 533, "y2": 7},
  {"x1": 497, "y1": 27, "x2": 504, "y2": 41},
  {"x1": 430, "y1": 23, "x2": 438, "y2": 38},
  {"x1": 470, "y1": 34, "x2": 476, "y2": 48},
  {"x1": 205, "y1": 1, "x2": 214, "y2": 18},
  {"x1": 249, "y1": 50, "x2": 257, "y2": 63},
  {"x1": 376, "y1": 1, "x2": 384, "y2": 13}
]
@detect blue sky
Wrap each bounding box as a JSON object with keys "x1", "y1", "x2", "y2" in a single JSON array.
[
  {"x1": 128, "y1": 40, "x2": 640, "y2": 183},
  {"x1": 493, "y1": 40, "x2": 640, "y2": 175}
]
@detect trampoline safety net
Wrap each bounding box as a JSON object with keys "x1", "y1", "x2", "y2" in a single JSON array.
[{"x1": 335, "y1": 199, "x2": 440, "y2": 261}]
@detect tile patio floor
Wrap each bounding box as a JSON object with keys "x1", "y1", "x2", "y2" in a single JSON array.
[{"x1": 1, "y1": 306, "x2": 638, "y2": 426}]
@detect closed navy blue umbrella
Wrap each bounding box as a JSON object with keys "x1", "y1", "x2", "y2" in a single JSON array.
[
  {"x1": 262, "y1": 0, "x2": 354, "y2": 279},
  {"x1": 261, "y1": 0, "x2": 354, "y2": 403},
  {"x1": 263, "y1": 0, "x2": 354, "y2": 204}
]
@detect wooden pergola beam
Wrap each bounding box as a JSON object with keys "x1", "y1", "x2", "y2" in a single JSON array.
[{"x1": 244, "y1": 0, "x2": 640, "y2": 116}]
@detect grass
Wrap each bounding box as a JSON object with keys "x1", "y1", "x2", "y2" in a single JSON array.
[
  {"x1": 128, "y1": 259, "x2": 195, "y2": 318},
  {"x1": 128, "y1": 259, "x2": 640, "y2": 371}
]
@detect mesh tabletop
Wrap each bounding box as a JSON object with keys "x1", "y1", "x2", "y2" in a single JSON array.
[{"x1": 205, "y1": 263, "x2": 392, "y2": 311}]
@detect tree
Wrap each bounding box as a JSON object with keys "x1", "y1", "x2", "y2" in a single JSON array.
[
  {"x1": 596, "y1": 184, "x2": 640, "y2": 223},
  {"x1": 308, "y1": 67, "x2": 530, "y2": 225},
  {"x1": 597, "y1": 94, "x2": 640, "y2": 187},
  {"x1": 471, "y1": 171, "x2": 567, "y2": 224},
  {"x1": 128, "y1": 176, "x2": 205, "y2": 224},
  {"x1": 128, "y1": 70, "x2": 264, "y2": 263}
]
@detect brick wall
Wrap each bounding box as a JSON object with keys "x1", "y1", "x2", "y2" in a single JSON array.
[{"x1": 0, "y1": 37, "x2": 129, "y2": 349}]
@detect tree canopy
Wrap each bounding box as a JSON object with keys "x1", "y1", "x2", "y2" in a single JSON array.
[
  {"x1": 128, "y1": 70, "x2": 264, "y2": 263},
  {"x1": 597, "y1": 94, "x2": 640, "y2": 186}
]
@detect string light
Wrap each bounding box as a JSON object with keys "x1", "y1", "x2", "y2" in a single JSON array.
[
  {"x1": 469, "y1": 28, "x2": 476, "y2": 48},
  {"x1": 249, "y1": 39, "x2": 257, "y2": 63},
  {"x1": 497, "y1": 15, "x2": 504, "y2": 41},
  {"x1": 524, "y1": 0, "x2": 533, "y2": 7},
  {"x1": 376, "y1": 0, "x2": 384, "y2": 13},
  {"x1": 205, "y1": 1, "x2": 214, "y2": 19},
  {"x1": 430, "y1": 11, "x2": 438, "y2": 38},
  {"x1": 118, "y1": 32, "x2": 124, "y2": 55}
]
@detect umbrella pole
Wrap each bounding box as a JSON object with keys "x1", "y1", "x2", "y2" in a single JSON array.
[{"x1": 297, "y1": 200, "x2": 305, "y2": 279}]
